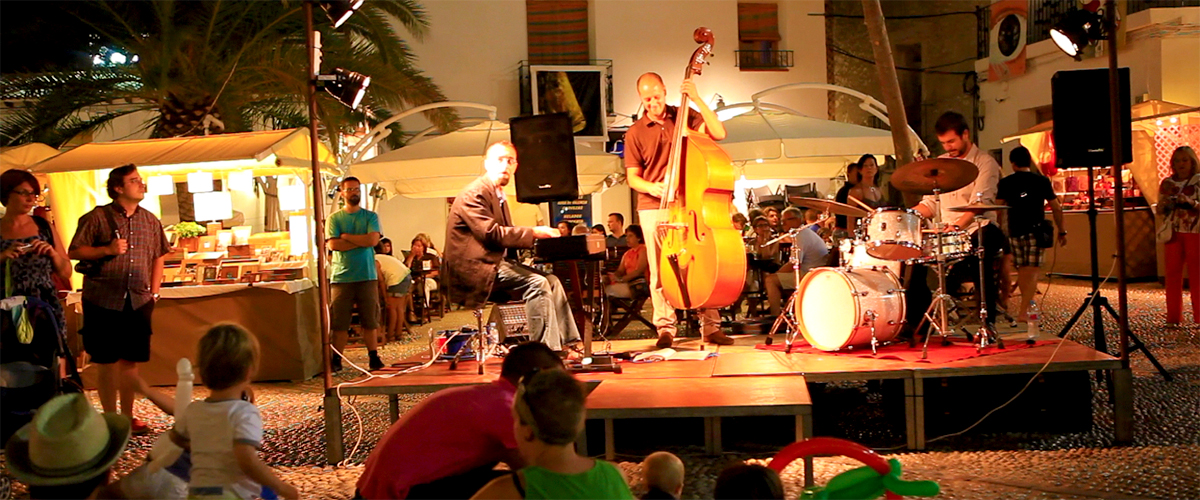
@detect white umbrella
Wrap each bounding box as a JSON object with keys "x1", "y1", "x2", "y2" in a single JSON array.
[
  {"x1": 717, "y1": 107, "x2": 896, "y2": 180},
  {"x1": 351, "y1": 120, "x2": 622, "y2": 199}
]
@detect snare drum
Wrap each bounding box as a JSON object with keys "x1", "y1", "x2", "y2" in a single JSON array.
[
  {"x1": 859, "y1": 208, "x2": 924, "y2": 261},
  {"x1": 796, "y1": 267, "x2": 905, "y2": 351},
  {"x1": 919, "y1": 230, "x2": 972, "y2": 262}
]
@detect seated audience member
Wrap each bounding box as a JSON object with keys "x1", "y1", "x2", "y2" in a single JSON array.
[
  {"x1": 571, "y1": 223, "x2": 589, "y2": 236},
  {"x1": 606, "y1": 213, "x2": 627, "y2": 248},
  {"x1": 606, "y1": 224, "x2": 648, "y2": 299},
  {"x1": 356, "y1": 343, "x2": 565, "y2": 499},
  {"x1": 406, "y1": 237, "x2": 441, "y2": 312},
  {"x1": 591, "y1": 224, "x2": 608, "y2": 237},
  {"x1": 170, "y1": 324, "x2": 298, "y2": 500},
  {"x1": 749, "y1": 216, "x2": 784, "y2": 317},
  {"x1": 713, "y1": 463, "x2": 784, "y2": 500},
  {"x1": 556, "y1": 220, "x2": 574, "y2": 237},
  {"x1": 415, "y1": 232, "x2": 441, "y2": 256},
  {"x1": 641, "y1": 451, "x2": 684, "y2": 500},
  {"x1": 777, "y1": 207, "x2": 830, "y2": 290},
  {"x1": 471, "y1": 369, "x2": 634, "y2": 499},
  {"x1": 376, "y1": 240, "x2": 413, "y2": 340},
  {"x1": 732, "y1": 212, "x2": 749, "y2": 236},
  {"x1": 5, "y1": 394, "x2": 131, "y2": 500},
  {"x1": 763, "y1": 206, "x2": 782, "y2": 233}
]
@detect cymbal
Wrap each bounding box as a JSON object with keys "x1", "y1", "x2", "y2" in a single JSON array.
[
  {"x1": 788, "y1": 196, "x2": 869, "y2": 217},
  {"x1": 890, "y1": 158, "x2": 979, "y2": 195},
  {"x1": 948, "y1": 204, "x2": 1009, "y2": 213}
]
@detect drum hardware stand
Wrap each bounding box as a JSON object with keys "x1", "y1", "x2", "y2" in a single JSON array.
[
  {"x1": 864, "y1": 310, "x2": 880, "y2": 355},
  {"x1": 968, "y1": 213, "x2": 1003, "y2": 353},
  {"x1": 764, "y1": 227, "x2": 814, "y2": 351},
  {"x1": 918, "y1": 187, "x2": 956, "y2": 359}
]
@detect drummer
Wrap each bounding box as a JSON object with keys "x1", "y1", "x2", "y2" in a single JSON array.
[{"x1": 908, "y1": 112, "x2": 1010, "y2": 332}]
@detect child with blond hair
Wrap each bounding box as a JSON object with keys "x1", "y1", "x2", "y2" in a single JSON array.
[{"x1": 170, "y1": 324, "x2": 298, "y2": 500}]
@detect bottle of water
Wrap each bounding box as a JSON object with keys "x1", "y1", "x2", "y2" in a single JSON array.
[{"x1": 1026, "y1": 300, "x2": 1041, "y2": 341}]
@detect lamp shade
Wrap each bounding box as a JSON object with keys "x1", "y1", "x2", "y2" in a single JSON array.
[
  {"x1": 188, "y1": 172, "x2": 214, "y2": 193},
  {"x1": 289, "y1": 215, "x2": 309, "y2": 256},
  {"x1": 228, "y1": 170, "x2": 255, "y2": 192},
  {"x1": 279, "y1": 183, "x2": 307, "y2": 211},
  {"x1": 324, "y1": 68, "x2": 371, "y2": 109},
  {"x1": 193, "y1": 191, "x2": 233, "y2": 222},
  {"x1": 1050, "y1": 9, "x2": 1104, "y2": 60},
  {"x1": 146, "y1": 175, "x2": 175, "y2": 196}
]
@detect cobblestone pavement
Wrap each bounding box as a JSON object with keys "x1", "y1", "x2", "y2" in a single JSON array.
[{"x1": 2, "y1": 279, "x2": 1197, "y2": 499}]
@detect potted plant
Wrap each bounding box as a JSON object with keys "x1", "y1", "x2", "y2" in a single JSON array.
[{"x1": 174, "y1": 221, "x2": 206, "y2": 252}]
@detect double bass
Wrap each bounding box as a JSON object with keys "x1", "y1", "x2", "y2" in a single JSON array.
[{"x1": 658, "y1": 28, "x2": 746, "y2": 309}]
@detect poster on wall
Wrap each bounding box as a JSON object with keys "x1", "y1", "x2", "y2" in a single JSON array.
[
  {"x1": 550, "y1": 196, "x2": 591, "y2": 230},
  {"x1": 988, "y1": 0, "x2": 1028, "y2": 81}
]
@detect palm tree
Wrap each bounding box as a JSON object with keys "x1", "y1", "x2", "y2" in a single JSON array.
[{"x1": 0, "y1": 0, "x2": 455, "y2": 153}]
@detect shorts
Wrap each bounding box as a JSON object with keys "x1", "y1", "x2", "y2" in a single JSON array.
[
  {"x1": 331, "y1": 280, "x2": 381, "y2": 331},
  {"x1": 1009, "y1": 232, "x2": 1044, "y2": 268},
  {"x1": 82, "y1": 297, "x2": 154, "y2": 364},
  {"x1": 118, "y1": 463, "x2": 187, "y2": 499},
  {"x1": 388, "y1": 275, "x2": 413, "y2": 297}
]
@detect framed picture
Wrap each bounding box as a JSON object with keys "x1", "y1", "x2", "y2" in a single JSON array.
[
  {"x1": 218, "y1": 265, "x2": 241, "y2": 280},
  {"x1": 530, "y1": 65, "x2": 608, "y2": 141},
  {"x1": 200, "y1": 265, "x2": 219, "y2": 282}
]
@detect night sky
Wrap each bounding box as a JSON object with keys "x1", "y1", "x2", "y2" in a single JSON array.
[{"x1": 1, "y1": 1, "x2": 98, "y2": 73}]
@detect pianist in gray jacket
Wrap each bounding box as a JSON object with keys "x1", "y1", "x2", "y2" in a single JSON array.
[{"x1": 443, "y1": 141, "x2": 581, "y2": 352}]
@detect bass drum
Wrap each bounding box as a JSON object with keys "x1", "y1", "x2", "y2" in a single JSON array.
[{"x1": 796, "y1": 267, "x2": 905, "y2": 351}]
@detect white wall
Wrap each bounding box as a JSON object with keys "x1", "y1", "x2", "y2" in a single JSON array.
[
  {"x1": 378, "y1": 0, "x2": 830, "y2": 247},
  {"x1": 976, "y1": 7, "x2": 1200, "y2": 164}
]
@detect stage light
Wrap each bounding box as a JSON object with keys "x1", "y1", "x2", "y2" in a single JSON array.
[
  {"x1": 320, "y1": 68, "x2": 371, "y2": 109},
  {"x1": 187, "y1": 172, "x2": 214, "y2": 193},
  {"x1": 320, "y1": 0, "x2": 365, "y2": 28},
  {"x1": 109, "y1": 52, "x2": 127, "y2": 65},
  {"x1": 1050, "y1": 9, "x2": 1105, "y2": 61}
]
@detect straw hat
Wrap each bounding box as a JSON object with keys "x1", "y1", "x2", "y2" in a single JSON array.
[{"x1": 4, "y1": 394, "x2": 131, "y2": 486}]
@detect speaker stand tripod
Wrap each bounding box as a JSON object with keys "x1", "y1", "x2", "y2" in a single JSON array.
[{"x1": 1055, "y1": 163, "x2": 1170, "y2": 381}]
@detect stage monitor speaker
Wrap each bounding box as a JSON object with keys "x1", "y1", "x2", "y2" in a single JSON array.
[
  {"x1": 1051, "y1": 68, "x2": 1132, "y2": 168},
  {"x1": 511, "y1": 113, "x2": 580, "y2": 204}
]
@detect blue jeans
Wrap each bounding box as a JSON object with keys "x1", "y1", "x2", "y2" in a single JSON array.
[{"x1": 490, "y1": 261, "x2": 580, "y2": 351}]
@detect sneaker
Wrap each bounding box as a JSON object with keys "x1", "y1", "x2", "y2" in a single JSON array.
[
  {"x1": 131, "y1": 418, "x2": 151, "y2": 435},
  {"x1": 369, "y1": 355, "x2": 385, "y2": 371}
]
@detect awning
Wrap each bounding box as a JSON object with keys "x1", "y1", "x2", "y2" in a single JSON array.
[
  {"x1": 0, "y1": 143, "x2": 61, "y2": 169},
  {"x1": 351, "y1": 120, "x2": 622, "y2": 199},
  {"x1": 718, "y1": 110, "x2": 896, "y2": 179},
  {"x1": 1002, "y1": 100, "x2": 1199, "y2": 143},
  {"x1": 29, "y1": 128, "x2": 337, "y2": 178}
]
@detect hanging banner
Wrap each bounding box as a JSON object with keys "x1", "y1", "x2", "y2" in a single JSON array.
[{"x1": 989, "y1": 0, "x2": 1028, "y2": 81}]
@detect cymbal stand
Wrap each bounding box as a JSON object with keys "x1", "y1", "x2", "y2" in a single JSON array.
[
  {"x1": 918, "y1": 187, "x2": 956, "y2": 359},
  {"x1": 765, "y1": 229, "x2": 804, "y2": 351},
  {"x1": 969, "y1": 214, "x2": 1004, "y2": 352}
]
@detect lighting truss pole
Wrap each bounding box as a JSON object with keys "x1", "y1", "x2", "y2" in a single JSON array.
[{"x1": 305, "y1": 1, "x2": 333, "y2": 394}]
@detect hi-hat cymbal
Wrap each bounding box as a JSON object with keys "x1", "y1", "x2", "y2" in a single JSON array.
[
  {"x1": 788, "y1": 196, "x2": 869, "y2": 217},
  {"x1": 890, "y1": 158, "x2": 979, "y2": 195},
  {"x1": 948, "y1": 204, "x2": 1009, "y2": 213}
]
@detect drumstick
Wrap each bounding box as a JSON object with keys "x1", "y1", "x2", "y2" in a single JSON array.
[{"x1": 846, "y1": 195, "x2": 873, "y2": 212}]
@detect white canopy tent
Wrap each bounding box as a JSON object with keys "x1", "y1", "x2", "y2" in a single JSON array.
[
  {"x1": 350, "y1": 120, "x2": 623, "y2": 199},
  {"x1": 717, "y1": 106, "x2": 897, "y2": 180}
]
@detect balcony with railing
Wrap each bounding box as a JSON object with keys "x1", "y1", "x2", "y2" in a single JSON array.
[{"x1": 735, "y1": 49, "x2": 794, "y2": 70}]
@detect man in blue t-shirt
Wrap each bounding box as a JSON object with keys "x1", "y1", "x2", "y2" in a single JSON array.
[{"x1": 327, "y1": 177, "x2": 386, "y2": 372}]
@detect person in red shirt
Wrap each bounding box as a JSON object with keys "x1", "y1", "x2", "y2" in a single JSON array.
[{"x1": 354, "y1": 342, "x2": 564, "y2": 499}]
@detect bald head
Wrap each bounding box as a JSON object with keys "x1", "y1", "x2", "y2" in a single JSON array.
[
  {"x1": 636, "y1": 72, "x2": 668, "y2": 123},
  {"x1": 643, "y1": 451, "x2": 685, "y2": 497}
]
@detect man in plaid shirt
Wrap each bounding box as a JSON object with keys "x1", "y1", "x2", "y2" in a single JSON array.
[{"x1": 69, "y1": 164, "x2": 171, "y2": 435}]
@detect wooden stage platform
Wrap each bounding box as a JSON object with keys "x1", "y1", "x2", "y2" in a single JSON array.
[{"x1": 323, "y1": 335, "x2": 1130, "y2": 465}]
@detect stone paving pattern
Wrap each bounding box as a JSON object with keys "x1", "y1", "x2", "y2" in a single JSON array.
[{"x1": 1, "y1": 279, "x2": 1197, "y2": 499}]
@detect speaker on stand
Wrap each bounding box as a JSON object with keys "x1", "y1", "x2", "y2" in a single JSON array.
[{"x1": 511, "y1": 112, "x2": 580, "y2": 204}]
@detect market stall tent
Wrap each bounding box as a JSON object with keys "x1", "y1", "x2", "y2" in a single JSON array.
[
  {"x1": 28, "y1": 128, "x2": 337, "y2": 289},
  {"x1": 0, "y1": 143, "x2": 61, "y2": 169},
  {"x1": 349, "y1": 120, "x2": 623, "y2": 199}
]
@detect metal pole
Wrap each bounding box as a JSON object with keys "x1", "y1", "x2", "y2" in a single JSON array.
[
  {"x1": 306, "y1": 1, "x2": 333, "y2": 391},
  {"x1": 860, "y1": 0, "x2": 915, "y2": 170},
  {"x1": 1105, "y1": 0, "x2": 1130, "y2": 368}
]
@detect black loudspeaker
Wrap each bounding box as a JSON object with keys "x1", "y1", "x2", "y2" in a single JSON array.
[
  {"x1": 511, "y1": 113, "x2": 579, "y2": 204},
  {"x1": 1051, "y1": 68, "x2": 1132, "y2": 167}
]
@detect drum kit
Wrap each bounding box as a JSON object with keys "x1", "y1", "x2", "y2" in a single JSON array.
[{"x1": 767, "y1": 158, "x2": 1009, "y2": 358}]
